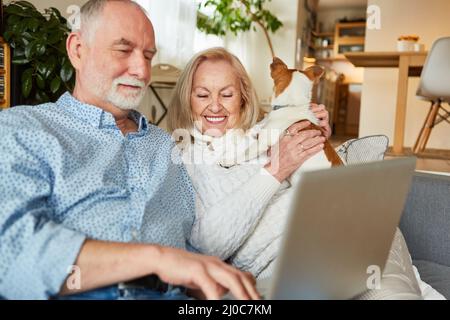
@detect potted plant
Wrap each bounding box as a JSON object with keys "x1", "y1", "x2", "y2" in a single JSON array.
[
  {"x1": 197, "y1": 0, "x2": 283, "y2": 58},
  {"x1": 2, "y1": 1, "x2": 74, "y2": 104}
]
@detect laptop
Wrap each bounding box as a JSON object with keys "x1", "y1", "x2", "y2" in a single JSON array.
[{"x1": 257, "y1": 157, "x2": 417, "y2": 300}]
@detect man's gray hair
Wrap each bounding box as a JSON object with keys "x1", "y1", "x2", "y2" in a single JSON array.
[{"x1": 73, "y1": 0, "x2": 149, "y2": 43}]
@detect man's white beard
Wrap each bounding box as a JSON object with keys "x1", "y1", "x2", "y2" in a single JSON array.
[{"x1": 105, "y1": 76, "x2": 147, "y2": 111}]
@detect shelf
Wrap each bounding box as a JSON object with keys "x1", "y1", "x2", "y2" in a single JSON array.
[
  {"x1": 0, "y1": 36, "x2": 11, "y2": 109},
  {"x1": 336, "y1": 37, "x2": 365, "y2": 45},
  {"x1": 311, "y1": 31, "x2": 334, "y2": 37},
  {"x1": 311, "y1": 45, "x2": 334, "y2": 50},
  {"x1": 334, "y1": 22, "x2": 366, "y2": 58},
  {"x1": 316, "y1": 57, "x2": 349, "y2": 62}
]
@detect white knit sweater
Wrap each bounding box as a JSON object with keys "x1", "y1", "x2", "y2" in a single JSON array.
[{"x1": 183, "y1": 128, "x2": 291, "y2": 277}]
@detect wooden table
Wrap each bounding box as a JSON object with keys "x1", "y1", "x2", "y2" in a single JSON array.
[{"x1": 344, "y1": 51, "x2": 428, "y2": 155}]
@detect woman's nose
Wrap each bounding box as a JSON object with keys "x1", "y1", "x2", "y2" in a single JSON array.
[{"x1": 208, "y1": 98, "x2": 223, "y2": 112}]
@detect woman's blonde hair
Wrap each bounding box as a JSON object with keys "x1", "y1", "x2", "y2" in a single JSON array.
[{"x1": 167, "y1": 47, "x2": 262, "y2": 133}]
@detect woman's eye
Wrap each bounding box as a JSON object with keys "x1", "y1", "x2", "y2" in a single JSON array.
[
  {"x1": 222, "y1": 94, "x2": 233, "y2": 98},
  {"x1": 197, "y1": 94, "x2": 208, "y2": 98}
]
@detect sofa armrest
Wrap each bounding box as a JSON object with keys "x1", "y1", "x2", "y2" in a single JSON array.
[{"x1": 399, "y1": 172, "x2": 450, "y2": 267}]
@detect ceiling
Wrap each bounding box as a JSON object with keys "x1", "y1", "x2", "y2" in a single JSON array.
[{"x1": 318, "y1": 0, "x2": 367, "y2": 9}]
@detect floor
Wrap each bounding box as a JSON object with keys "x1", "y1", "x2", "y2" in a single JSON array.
[{"x1": 330, "y1": 135, "x2": 450, "y2": 174}]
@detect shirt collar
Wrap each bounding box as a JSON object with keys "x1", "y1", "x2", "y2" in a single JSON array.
[{"x1": 56, "y1": 92, "x2": 149, "y2": 133}]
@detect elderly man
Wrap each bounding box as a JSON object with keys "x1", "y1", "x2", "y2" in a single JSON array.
[{"x1": 0, "y1": 0, "x2": 258, "y2": 300}]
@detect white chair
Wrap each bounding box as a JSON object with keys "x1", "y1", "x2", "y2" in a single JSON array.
[{"x1": 413, "y1": 37, "x2": 450, "y2": 154}]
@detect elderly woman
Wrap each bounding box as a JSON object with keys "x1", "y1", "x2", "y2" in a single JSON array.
[{"x1": 167, "y1": 47, "x2": 443, "y2": 299}]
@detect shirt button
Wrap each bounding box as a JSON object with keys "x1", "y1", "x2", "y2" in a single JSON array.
[{"x1": 131, "y1": 229, "x2": 139, "y2": 240}]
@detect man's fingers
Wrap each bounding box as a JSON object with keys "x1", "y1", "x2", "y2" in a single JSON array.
[
  {"x1": 196, "y1": 270, "x2": 225, "y2": 300},
  {"x1": 211, "y1": 266, "x2": 253, "y2": 300},
  {"x1": 240, "y1": 273, "x2": 261, "y2": 300}
]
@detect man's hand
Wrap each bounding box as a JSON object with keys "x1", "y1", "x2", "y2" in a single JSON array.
[
  {"x1": 310, "y1": 103, "x2": 332, "y2": 139},
  {"x1": 153, "y1": 246, "x2": 260, "y2": 300},
  {"x1": 59, "y1": 240, "x2": 259, "y2": 300}
]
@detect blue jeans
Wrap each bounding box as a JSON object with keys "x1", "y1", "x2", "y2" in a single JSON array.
[{"x1": 53, "y1": 285, "x2": 191, "y2": 300}]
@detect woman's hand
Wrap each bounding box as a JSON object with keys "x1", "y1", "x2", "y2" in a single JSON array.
[
  {"x1": 264, "y1": 121, "x2": 325, "y2": 183},
  {"x1": 311, "y1": 103, "x2": 332, "y2": 139}
]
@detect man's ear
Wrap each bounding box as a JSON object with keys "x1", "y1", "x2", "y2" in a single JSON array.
[
  {"x1": 270, "y1": 57, "x2": 288, "y2": 80},
  {"x1": 66, "y1": 32, "x2": 83, "y2": 70},
  {"x1": 302, "y1": 65, "x2": 325, "y2": 82}
]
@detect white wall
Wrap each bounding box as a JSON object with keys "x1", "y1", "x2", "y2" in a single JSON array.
[
  {"x1": 224, "y1": 0, "x2": 299, "y2": 104},
  {"x1": 361, "y1": 0, "x2": 450, "y2": 149}
]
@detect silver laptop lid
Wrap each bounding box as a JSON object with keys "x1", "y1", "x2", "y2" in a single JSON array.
[{"x1": 269, "y1": 157, "x2": 416, "y2": 300}]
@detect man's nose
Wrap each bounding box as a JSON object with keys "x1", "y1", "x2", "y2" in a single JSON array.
[{"x1": 128, "y1": 51, "x2": 151, "y2": 84}]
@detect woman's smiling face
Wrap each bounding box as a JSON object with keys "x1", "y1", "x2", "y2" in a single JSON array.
[{"x1": 191, "y1": 59, "x2": 242, "y2": 137}]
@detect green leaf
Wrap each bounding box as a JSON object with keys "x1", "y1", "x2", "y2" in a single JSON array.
[
  {"x1": 21, "y1": 68, "x2": 34, "y2": 98},
  {"x1": 37, "y1": 62, "x2": 51, "y2": 79},
  {"x1": 2, "y1": 30, "x2": 14, "y2": 42},
  {"x1": 25, "y1": 40, "x2": 38, "y2": 59},
  {"x1": 36, "y1": 73, "x2": 46, "y2": 89},
  {"x1": 18, "y1": 1, "x2": 38, "y2": 11},
  {"x1": 47, "y1": 30, "x2": 64, "y2": 45},
  {"x1": 5, "y1": 4, "x2": 29, "y2": 16},
  {"x1": 48, "y1": 7, "x2": 64, "y2": 21},
  {"x1": 36, "y1": 42, "x2": 46, "y2": 56},
  {"x1": 35, "y1": 91, "x2": 50, "y2": 103},
  {"x1": 7, "y1": 14, "x2": 22, "y2": 26},
  {"x1": 26, "y1": 18, "x2": 41, "y2": 33},
  {"x1": 50, "y1": 77, "x2": 62, "y2": 94},
  {"x1": 12, "y1": 57, "x2": 30, "y2": 65},
  {"x1": 60, "y1": 62, "x2": 74, "y2": 83}
]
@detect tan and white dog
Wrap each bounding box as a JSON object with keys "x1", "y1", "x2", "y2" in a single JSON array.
[{"x1": 219, "y1": 57, "x2": 343, "y2": 173}]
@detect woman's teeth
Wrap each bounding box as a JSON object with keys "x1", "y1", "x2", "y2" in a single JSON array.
[{"x1": 205, "y1": 116, "x2": 226, "y2": 123}]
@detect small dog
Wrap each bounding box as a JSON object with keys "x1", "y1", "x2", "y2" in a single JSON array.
[{"x1": 219, "y1": 57, "x2": 343, "y2": 172}]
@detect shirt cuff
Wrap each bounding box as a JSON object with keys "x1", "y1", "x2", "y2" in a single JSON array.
[{"x1": 0, "y1": 223, "x2": 86, "y2": 300}]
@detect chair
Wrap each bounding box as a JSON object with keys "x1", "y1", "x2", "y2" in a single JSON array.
[
  {"x1": 148, "y1": 64, "x2": 181, "y2": 126},
  {"x1": 413, "y1": 37, "x2": 450, "y2": 154},
  {"x1": 316, "y1": 68, "x2": 346, "y2": 134}
]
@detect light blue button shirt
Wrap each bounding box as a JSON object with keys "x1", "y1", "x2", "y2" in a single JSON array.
[{"x1": 0, "y1": 92, "x2": 195, "y2": 299}]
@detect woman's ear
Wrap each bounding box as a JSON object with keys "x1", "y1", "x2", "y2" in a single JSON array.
[{"x1": 66, "y1": 32, "x2": 83, "y2": 70}]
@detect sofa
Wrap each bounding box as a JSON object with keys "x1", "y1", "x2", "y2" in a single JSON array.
[
  {"x1": 336, "y1": 135, "x2": 449, "y2": 299},
  {"x1": 400, "y1": 172, "x2": 450, "y2": 299}
]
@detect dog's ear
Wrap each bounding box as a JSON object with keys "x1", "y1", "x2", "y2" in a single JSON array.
[
  {"x1": 302, "y1": 65, "x2": 325, "y2": 82},
  {"x1": 270, "y1": 57, "x2": 288, "y2": 79}
]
